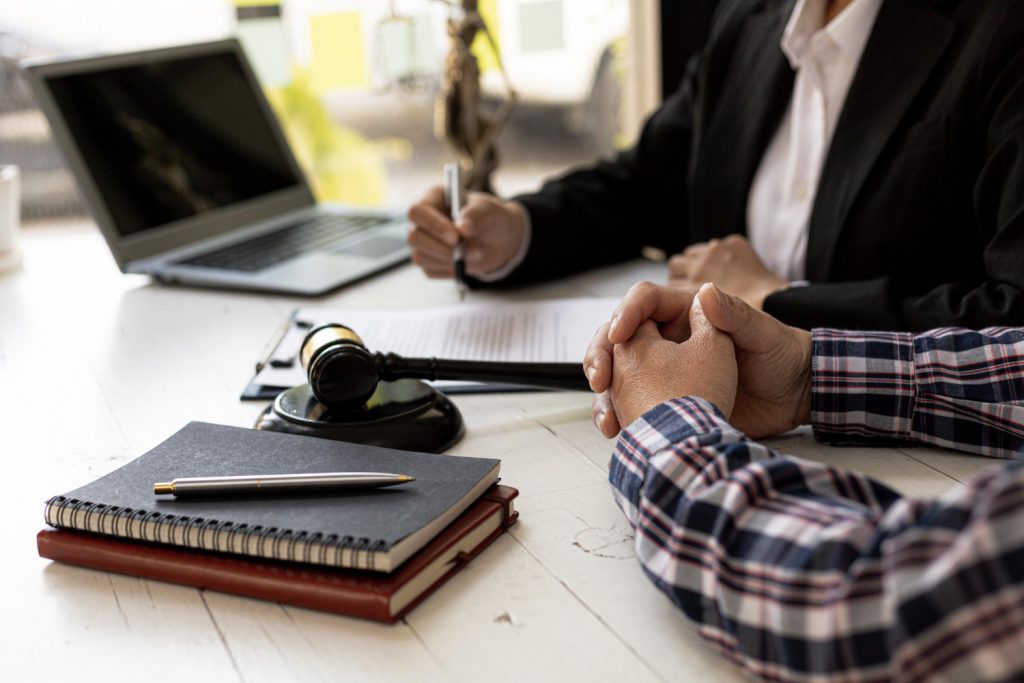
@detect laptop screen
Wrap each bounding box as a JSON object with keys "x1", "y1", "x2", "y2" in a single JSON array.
[{"x1": 43, "y1": 48, "x2": 301, "y2": 238}]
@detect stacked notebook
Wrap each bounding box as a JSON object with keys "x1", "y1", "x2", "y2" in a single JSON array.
[{"x1": 38, "y1": 422, "x2": 517, "y2": 622}]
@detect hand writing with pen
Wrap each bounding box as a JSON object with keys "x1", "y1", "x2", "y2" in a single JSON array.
[{"x1": 406, "y1": 187, "x2": 528, "y2": 281}]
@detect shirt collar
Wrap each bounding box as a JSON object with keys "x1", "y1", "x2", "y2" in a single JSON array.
[{"x1": 782, "y1": 0, "x2": 884, "y2": 67}]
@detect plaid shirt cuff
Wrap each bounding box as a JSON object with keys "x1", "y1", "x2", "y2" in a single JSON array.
[
  {"x1": 610, "y1": 397, "x2": 729, "y2": 514},
  {"x1": 811, "y1": 329, "x2": 916, "y2": 445}
]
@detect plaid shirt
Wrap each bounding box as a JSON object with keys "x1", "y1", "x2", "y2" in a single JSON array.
[{"x1": 610, "y1": 328, "x2": 1024, "y2": 682}]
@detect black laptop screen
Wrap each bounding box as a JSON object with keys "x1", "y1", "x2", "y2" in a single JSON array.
[{"x1": 45, "y1": 49, "x2": 301, "y2": 237}]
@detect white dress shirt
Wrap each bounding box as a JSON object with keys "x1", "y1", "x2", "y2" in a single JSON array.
[{"x1": 746, "y1": 0, "x2": 882, "y2": 281}]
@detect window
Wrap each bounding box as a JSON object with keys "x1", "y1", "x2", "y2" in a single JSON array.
[{"x1": 0, "y1": 0, "x2": 631, "y2": 221}]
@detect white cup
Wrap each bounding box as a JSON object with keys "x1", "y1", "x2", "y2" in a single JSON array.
[{"x1": 0, "y1": 165, "x2": 21, "y2": 272}]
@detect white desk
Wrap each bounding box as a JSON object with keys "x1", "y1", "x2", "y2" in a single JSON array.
[{"x1": 0, "y1": 222, "x2": 997, "y2": 683}]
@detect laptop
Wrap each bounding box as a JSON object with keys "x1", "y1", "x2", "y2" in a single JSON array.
[{"x1": 21, "y1": 39, "x2": 410, "y2": 296}]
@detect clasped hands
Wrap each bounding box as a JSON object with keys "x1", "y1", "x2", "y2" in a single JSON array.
[
  {"x1": 584, "y1": 282, "x2": 813, "y2": 439},
  {"x1": 668, "y1": 235, "x2": 788, "y2": 310}
]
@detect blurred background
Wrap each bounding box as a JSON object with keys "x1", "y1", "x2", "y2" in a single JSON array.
[{"x1": 0, "y1": 0, "x2": 670, "y2": 225}]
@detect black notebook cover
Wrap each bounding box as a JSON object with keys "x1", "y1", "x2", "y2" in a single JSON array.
[{"x1": 44, "y1": 422, "x2": 500, "y2": 572}]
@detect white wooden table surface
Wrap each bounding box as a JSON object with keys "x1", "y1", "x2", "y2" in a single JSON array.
[{"x1": 0, "y1": 221, "x2": 999, "y2": 683}]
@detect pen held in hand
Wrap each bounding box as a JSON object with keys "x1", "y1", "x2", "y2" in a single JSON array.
[
  {"x1": 444, "y1": 162, "x2": 468, "y2": 301},
  {"x1": 154, "y1": 471, "x2": 415, "y2": 497}
]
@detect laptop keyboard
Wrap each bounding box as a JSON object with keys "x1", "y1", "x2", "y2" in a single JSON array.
[{"x1": 176, "y1": 215, "x2": 391, "y2": 272}]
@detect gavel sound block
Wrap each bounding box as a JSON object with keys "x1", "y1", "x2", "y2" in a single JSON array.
[{"x1": 255, "y1": 324, "x2": 590, "y2": 452}]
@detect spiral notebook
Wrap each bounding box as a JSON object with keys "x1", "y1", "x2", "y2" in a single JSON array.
[
  {"x1": 43, "y1": 422, "x2": 500, "y2": 573},
  {"x1": 38, "y1": 486, "x2": 518, "y2": 623}
]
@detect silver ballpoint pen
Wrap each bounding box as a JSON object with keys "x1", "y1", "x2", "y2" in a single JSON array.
[
  {"x1": 444, "y1": 162, "x2": 468, "y2": 301},
  {"x1": 154, "y1": 471, "x2": 415, "y2": 497}
]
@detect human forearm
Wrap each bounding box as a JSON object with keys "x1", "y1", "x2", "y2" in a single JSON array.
[
  {"x1": 811, "y1": 327, "x2": 1024, "y2": 457},
  {"x1": 612, "y1": 397, "x2": 1024, "y2": 681},
  {"x1": 764, "y1": 277, "x2": 1024, "y2": 331}
]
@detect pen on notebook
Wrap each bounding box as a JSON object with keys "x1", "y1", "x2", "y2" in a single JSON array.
[
  {"x1": 154, "y1": 472, "x2": 415, "y2": 497},
  {"x1": 444, "y1": 162, "x2": 468, "y2": 301}
]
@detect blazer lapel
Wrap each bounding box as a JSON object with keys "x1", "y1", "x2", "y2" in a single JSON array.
[
  {"x1": 805, "y1": 0, "x2": 954, "y2": 281},
  {"x1": 690, "y1": 0, "x2": 794, "y2": 241}
]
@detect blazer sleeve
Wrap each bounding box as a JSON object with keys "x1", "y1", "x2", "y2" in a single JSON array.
[
  {"x1": 481, "y1": 57, "x2": 700, "y2": 288},
  {"x1": 764, "y1": 47, "x2": 1024, "y2": 331}
]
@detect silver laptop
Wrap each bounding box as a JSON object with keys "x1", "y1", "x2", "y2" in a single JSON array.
[{"x1": 22, "y1": 39, "x2": 410, "y2": 295}]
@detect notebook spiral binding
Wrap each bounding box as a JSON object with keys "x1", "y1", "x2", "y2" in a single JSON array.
[{"x1": 44, "y1": 496, "x2": 389, "y2": 571}]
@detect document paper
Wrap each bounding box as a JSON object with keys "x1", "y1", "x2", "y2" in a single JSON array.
[{"x1": 252, "y1": 297, "x2": 620, "y2": 392}]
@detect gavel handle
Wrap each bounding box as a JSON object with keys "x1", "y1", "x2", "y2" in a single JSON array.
[{"x1": 376, "y1": 353, "x2": 591, "y2": 392}]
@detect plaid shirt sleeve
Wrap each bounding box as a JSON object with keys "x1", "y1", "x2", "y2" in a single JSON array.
[
  {"x1": 609, "y1": 328, "x2": 1024, "y2": 682},
  {"x1": 812, "y1": 327, "x2": 1024, "y2": 457}
]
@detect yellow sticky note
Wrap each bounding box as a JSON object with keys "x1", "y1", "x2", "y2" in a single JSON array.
[{"x1": 310, "y1": 12, "x2": 368, "y2": 92}]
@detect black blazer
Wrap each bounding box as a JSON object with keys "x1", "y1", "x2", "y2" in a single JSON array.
[{"x1": 495, "y1": 0, "x2": 1024, "y2": 331}]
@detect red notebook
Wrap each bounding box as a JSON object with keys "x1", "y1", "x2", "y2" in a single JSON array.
[{"x1": 38, "y1": 485, "x2": 518, "y2": 623}]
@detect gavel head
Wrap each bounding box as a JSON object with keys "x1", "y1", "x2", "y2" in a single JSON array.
[{"x1": 300, "y1": 324, "x2": 380, "y2": 408}]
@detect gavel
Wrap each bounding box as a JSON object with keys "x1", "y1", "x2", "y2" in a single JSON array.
[{"x1": 300, "y1": 324, "x2": 591, "y2": 409}]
